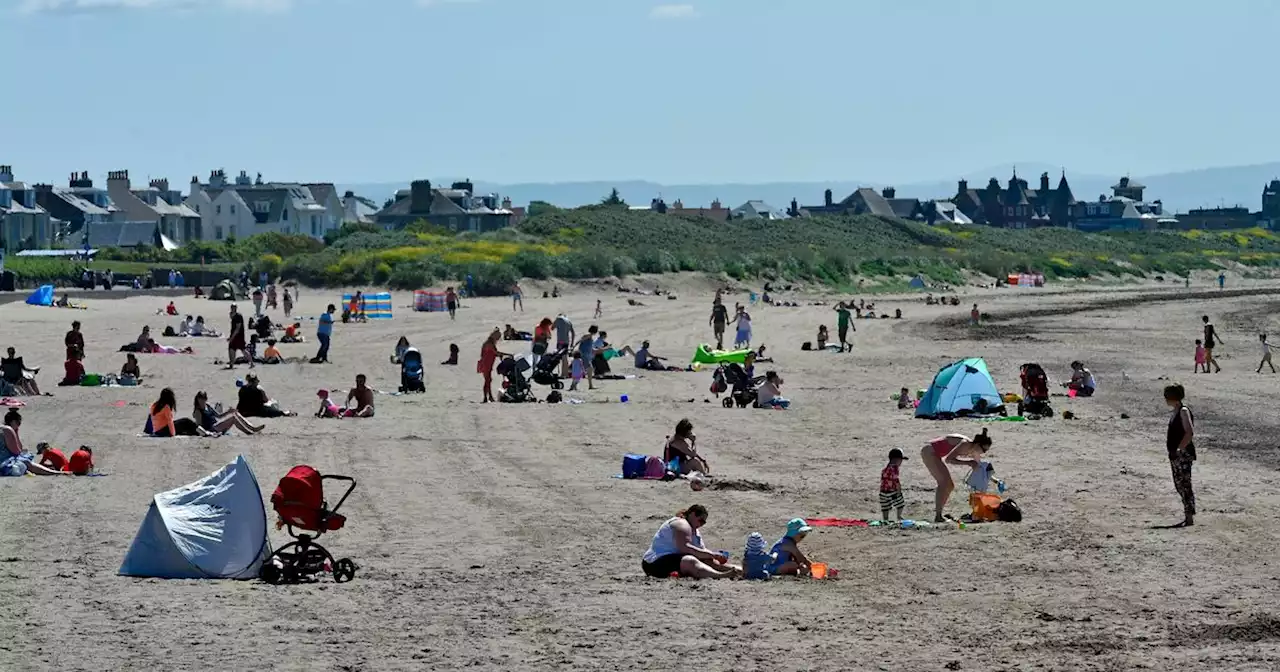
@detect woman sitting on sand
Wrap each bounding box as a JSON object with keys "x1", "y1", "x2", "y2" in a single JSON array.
[
  {"x1": 1, "y1": 410, "x2": 70, "y2": 476},
  {"x1": 664, "y1": 418, "x2": 711, "y2": 476},
  {"x1": 59, "y1": 348, "x2": 85, "y2": 386},
  {"x1": 1066, "y1": 361, "x2": 1096, "y2": 397},
  {"x1": 193, "y1": 390, "x2": 263, "y2": 436},
  {"x1": 120, "y1": 354, "x2": 142, "y2": 384},
  {"x1": 149, "y1": 388, "x2": 202, "y2": 437},
  {"x1": 1, "y1": 347, "x2": 41, "y2": 396},
  {"x1": 920, "y1": 430, "x2": 992, "y2": 523},
  {"x1": 392, "y1": 336, "x2": 411, "y2": 364},
  {"x1": 641, "y1": 504, "x2": 739, "y2": 579}
]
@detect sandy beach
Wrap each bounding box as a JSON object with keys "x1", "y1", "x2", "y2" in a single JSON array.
[{"x1": 4, "y1": 277, "x2": 1280, "y2": 671}]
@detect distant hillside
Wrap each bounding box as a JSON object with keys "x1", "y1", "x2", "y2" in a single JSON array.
[{"x1": 341, "y1": 162, "x2": 1280, "y2": 216}]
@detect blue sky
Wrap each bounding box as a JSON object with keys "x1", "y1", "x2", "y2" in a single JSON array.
[{"x1": 3, "y1": 0, "x2": 1277, "y2": 186}]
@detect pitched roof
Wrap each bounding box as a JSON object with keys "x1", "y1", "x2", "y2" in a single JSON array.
[
  {"x1": 303, "y1": 183, "x2": 337, "y2": 205},
  {"x1": 849, "y1": 188, "x2": 896, "y2": 217},
  {"x1": 53, "y1": 187, "x2": 112, "y2": 216},
  {"x1": 87, "y1": 221, "x2": 159, "y2": 248},
  {"x1": 887, "y1": 198, "x2": 921, "y2": 219}
]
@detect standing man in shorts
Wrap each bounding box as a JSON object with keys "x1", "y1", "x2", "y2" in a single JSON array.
[
  {"x1": 834, "y1": 301, "x2": 854, "y2": 353},
  {"x1": 553, "y1": 312, "x2": 574, "y2": 378},
  {"x1": 1202, "y1": 315, "x2": 1223, "y2": 373},
  {"x1": 226, "y1": 305, "x2": 248, "y2": 370},
  {"x1": 445, "y1": 287, "x2": 458, "y2": 320},
  {"x1": 709, "y1": 299, "x2": 729, "y2": 350}
]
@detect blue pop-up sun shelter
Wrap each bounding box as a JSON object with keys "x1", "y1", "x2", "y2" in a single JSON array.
[
  {"x1": 24, "y1": 285, "x2": 54, "y2": 306},
  {"x1": 119, "y1": 455, "x2": 270, "y2": 579},
  {"x1": 916, "y1": 357, "x2": 1005, "y2": 419}
]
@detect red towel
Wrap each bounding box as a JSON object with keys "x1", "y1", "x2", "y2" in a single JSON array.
[{"x1": 807, "y1": 518, "x2": 869, "y2": 528}]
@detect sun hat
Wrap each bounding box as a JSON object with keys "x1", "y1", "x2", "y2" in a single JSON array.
[
  {"x1": 745, "y1": 532, "x2": 767, "y2": 556},
  {"x1": 786, "y1": 518, "x2": 813, "y2": 537}
]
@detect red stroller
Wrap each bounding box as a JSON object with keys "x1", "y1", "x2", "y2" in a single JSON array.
[
  {"x1": 1017, "y1": 363, "x2": 1053, "y2": 417},
  {"x1": 260, "y1": 465, "x2": 358, "y2": 584}
]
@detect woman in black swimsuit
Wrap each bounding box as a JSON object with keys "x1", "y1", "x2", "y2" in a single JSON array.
[{"x1": 1164, "y1": 384, "x2": 1196, "y2": 527}]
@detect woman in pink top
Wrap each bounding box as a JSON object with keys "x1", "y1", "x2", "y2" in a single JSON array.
[{"x1": 920, "y1": 429, "x2": 991, "y2": 522}]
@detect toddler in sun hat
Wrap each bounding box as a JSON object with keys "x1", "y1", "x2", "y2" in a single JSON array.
[{"x1": 743, "y1": 532, "x2": 772, "y2": 580}]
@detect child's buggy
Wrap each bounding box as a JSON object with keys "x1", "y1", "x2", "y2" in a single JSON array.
[
  {"x1": 498, "y1": 355, "x2": 537, "y2": 403},
  {"x1": 1017, "y1": 362, "x2": 1052, "y2": 417},
  {"x1": 531, "y1": 347, "x2": 566, "y2": 389},
  {"x1": 399, "y1": 347, "x2": 425, "y2": 393},
  {"x1": 719, "y1": 362, "x2": 760, "y2": 408},
  {"x1": 260, "y1": 465, "x2": 357, "y2": 584}
]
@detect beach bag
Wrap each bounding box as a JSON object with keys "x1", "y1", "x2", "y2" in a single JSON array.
[
  {"x1": 622, "y1": 453, "x2": 647, "y2": 479},
  {"x1": 546, "y1": 390, "x2": 562, "y2": 404},
  {"x1": 801, "y1": 342, "x2": 813, "y2": 351},
  {"x1": 970, "y1": 492, "x2": 1002, "y2": 522},
  {"x1": 643, "y1": 455, "x2": 666, "y2": 479},
  {"x1": 997, "y1": 499, "x2": 1023, "y2": 523},
  {"x1": 80, "y1": 373, "x2": 102, "y2": 387}
]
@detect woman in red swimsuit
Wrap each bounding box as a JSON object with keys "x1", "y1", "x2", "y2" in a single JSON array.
[
  {"x1": 478, "y1": 329, "x2": 511, "y2": 403},
  {"x1": 920, "y1": 429, "x2": 991, "y2": 522}
]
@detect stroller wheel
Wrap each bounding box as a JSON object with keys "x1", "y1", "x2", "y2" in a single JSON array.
[
  {"x1": 722, "y1": 397, "x2": 734, "y2": 408},
  {"x1": 260, "y1": 562, "x2": 282, "y2": 585},
  {"x1": 552, "y1": 380, "x2": 564, "y2": 390},
  {"x1": 333, "y1": 558, "x2": 357, "y2": 583}
]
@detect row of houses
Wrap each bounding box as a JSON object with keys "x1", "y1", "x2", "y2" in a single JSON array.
[{"x1": 0, "y1": 166, "x2": 522, "y2": 252}]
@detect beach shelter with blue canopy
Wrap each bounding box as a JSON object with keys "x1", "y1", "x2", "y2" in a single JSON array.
[
  {"x1": 24, "y1": 284, "x2": 54, "y2": 306},
  {"x1": 916, "y1": 357, "x2": 1005, "y2": 419},
  {"x1": 119, "y1": 455, "x2": 269, "y2": 579}
]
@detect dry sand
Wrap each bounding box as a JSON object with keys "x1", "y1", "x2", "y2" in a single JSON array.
[{"x1": 4, "y1": 278, "x2": 1280, "y2": 671}]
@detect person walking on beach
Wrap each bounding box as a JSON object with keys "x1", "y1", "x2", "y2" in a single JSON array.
[
  {"x1": 282, "y1": 288, "x2": 293, "y2": 318},
  {"x1": 1258, "y1": 334, "x2": 1275, "y2": 374},
  {"x1": 312, "y1": 304, "x2": 335, "y2": 364},
  {"x1": 1218, "y1": 272, "x2": 1226, "y2": 290},
  {"x1": 732, "y1": 305, "x2": 753, "y2": 349},
  {"x1": 970, "y1": 303, "x2": 980, "y2": 326},
  {"x1": 511, "y1": 283, "x2": 524, "y2": 312},
  {"x1": 226, "y1": 305, "x2": 248, "y2": 370},
  {"x1": 1202, "y1": 315, "x2": 1223, "y2": 373},
  {"x1": 834, "y1": 302, "x2": 854, "y2": 352},
  {"x1": 1164, "y1": 384, "x2": 1197, "y2": 527},
  {"x1": 446, "y1": 287, "x2": 458, "y2": 320},
  {"x1": 709, "y1": 299, "x2": 729, "y2": 350}
]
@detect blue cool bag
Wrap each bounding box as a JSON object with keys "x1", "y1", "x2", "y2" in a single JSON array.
[{"x1": 622, "y1": 453, "x2": 647, "y2": 479}]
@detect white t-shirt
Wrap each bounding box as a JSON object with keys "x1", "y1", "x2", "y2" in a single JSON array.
[
  {"x1": 756, "y1": 381, "x2": 779, "y2": 407},
  {"x1": 1081, "y1": 369, "x2": 1096, "y2": 390},
  {"x1": 1263, "y1": 341, "x2": 1272, "y2": 356}
]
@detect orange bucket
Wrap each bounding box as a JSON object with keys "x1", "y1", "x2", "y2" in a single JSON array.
[{"x1": 810, "y1": 562, "x2": 828, "y2": 579}]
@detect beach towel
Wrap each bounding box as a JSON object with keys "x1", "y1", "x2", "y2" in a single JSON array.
[
  {"x1": 807, "y1": 518, "x2": 871, "y2": 528},
  {"x1": 0, "y1": 398, "x2": 26, "y2": 407}
]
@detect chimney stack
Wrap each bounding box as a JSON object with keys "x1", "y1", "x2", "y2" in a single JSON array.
[
  {"x1": 410, "y1": 179, "x2": 434, "y2": 213},
  {"x1": 1040, "y1": 172, "x2": 1050, "y2": 192},
  {"x1": 958, "y1": 178, "x2": 968, "y2": 194},
  {"x1": 344, "y1": 190, "x2": 355, "y2": 199},
  {"x1": 149, "y1": 178, "x2": 169, "y2": 192},
  {"x1": 881, "y1": 186, "x2": 896, "y2": 199},
  {"x1": 0, "y1": 165, "x2": 13, "y2": 182},
  {"x1": 501, "y1": 196, "x2": 512, "y2": 209},
  {"x1": 823, "y1": 189, "x2": 833, "y2": 207}
]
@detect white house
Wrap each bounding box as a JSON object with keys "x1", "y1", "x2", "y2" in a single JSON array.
[{"x1": 186, "y1": 170, "x2": 338, "y2": 241}]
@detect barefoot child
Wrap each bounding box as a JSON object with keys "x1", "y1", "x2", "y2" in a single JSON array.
[
  {"x1": 1259, "y1": 334, "x2": 1275, "y2": 374},
  {"x1": 568, "y1": 351, "x2": 585, "y2": 391},
  {"x1": 880, "y1": 449, "x2": 907, "y2": 521},
  {"x1": 897, "y1": 387, "x2": 912, "y2": 410},
  {"x1": 315, "y1": 389, "x2": 342, "y2": 418},
  {"x1": 1194, "y1": 339, "x2": 1206, "y2": 374}
]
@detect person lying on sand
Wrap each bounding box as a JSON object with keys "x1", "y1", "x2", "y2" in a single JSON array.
[
  {"x1": 1, "y1": 410, "x2": 71, "y2": 476},
  {"x1": 55, "y1": 293, "x2": 70, "y2": 308},
  {"x1": 641, "y1": 505, "x2": 739, "y2": 579}
]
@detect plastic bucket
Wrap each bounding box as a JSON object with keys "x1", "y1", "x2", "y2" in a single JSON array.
[{"x1": 810, "y1": 562, "x2": 828, "y2": 579}]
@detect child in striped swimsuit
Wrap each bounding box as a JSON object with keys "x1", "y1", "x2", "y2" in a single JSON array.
[{"x1": 880, "y1": 448, "x2": 907, "y2": 521}]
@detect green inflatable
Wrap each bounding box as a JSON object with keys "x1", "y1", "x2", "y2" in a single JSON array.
[{"x1": 691, "y1": 343, "x2": 752, "y2": 365}]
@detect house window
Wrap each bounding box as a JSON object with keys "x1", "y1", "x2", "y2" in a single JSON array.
[
  {"x1": 229, "y1": 226, "x2": 236, "y2": 239},
  {"x1": 311, "y1": 215, "x2": 318, "y2": 236},
  {"x1": 194, "y1": 205, "x2": 200, "y2": 213},
  {"x1": 215, "y1": 226, "x2": 223, "y2": 240},
  {"x1": 231, "y1": 205, "x2": 237, "y2": 215},
  {"x1": 282, "y1": 208, "x2": 289, "y2": 221},
  {"x1": 469, "y1": 217, "x2": 480, "y2": 232},
  {"x1": 216, "y1": 205, "x2": 221, "y2": 215}
]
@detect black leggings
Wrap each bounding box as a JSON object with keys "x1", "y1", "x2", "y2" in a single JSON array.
[{"x1": 641, "y1": 554, "x2": 685, "y2": 578}]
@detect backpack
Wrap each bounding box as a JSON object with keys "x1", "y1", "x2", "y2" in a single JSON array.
[
  {"x1": 801, "y1": 342, "x2": 813, "y2": 351},
  {"x1": 546, "y1": 390, "x2": 562, "y2": 404},
  {"x1": 643, "y1": 456, "x2": 666, "y2": 479},
  {"x1": 997, "y1": 498, "x2": 1023, "y2": 523}
]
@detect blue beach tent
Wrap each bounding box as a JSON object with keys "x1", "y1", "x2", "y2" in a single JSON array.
[
  {"x1": 119, "y1": 455, "x2": 269, "y2": 579},
  {"x1": 25, "y1": 285, "x2": 54, "y2": 306},
  {"x1": 916, "y1": 357, "x2": 1005, "y2": 419}
]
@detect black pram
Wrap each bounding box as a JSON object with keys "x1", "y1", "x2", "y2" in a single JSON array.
[
  {"x1": 720, "y1": 362, "x2": 761, "y2": 408},
  {"x1": 531, "y1": 347, "x2": 566, "y2": 389},
  {"x1": 498, "y1": 355, "x2": 537, "y2": 403}
]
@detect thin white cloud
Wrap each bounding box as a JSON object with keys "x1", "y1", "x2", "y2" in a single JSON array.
[
  {"x1": 650, "y1": 4, "x2": 697, "y2": 20},
  {"x1": 16, "y1": 0, "x2": 292, "y2": 14}
]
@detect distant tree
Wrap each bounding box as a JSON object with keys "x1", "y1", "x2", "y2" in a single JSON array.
[
  {"x1": 527, "y1": 200, "x2": 560, "y2": 217},
  {"x1": 600, "y1": 188, "x2": 627, "y2": 208}
]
